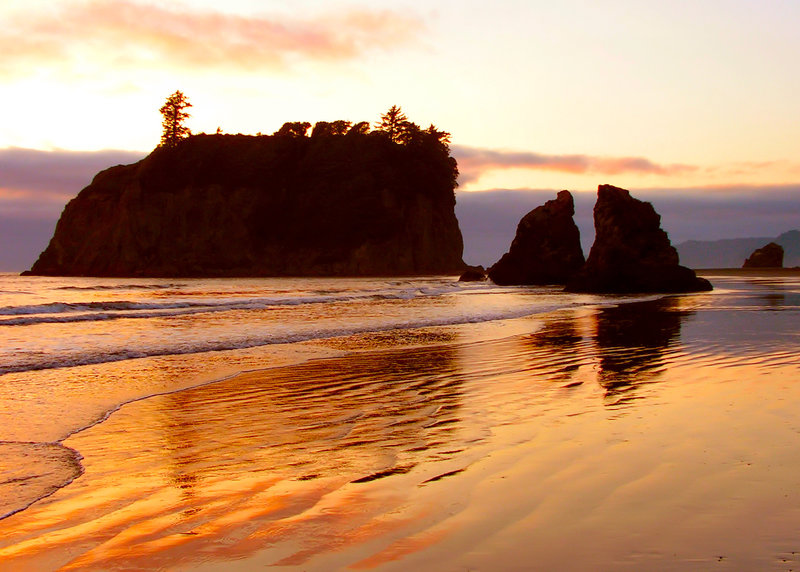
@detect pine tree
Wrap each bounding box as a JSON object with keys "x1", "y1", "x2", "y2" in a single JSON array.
[
  {"x1": 377, "y1": 105, "x2": 409, "y2": 143},
  {"x1": 159, "y1": 91, "x2": 192, "y2": 147}
]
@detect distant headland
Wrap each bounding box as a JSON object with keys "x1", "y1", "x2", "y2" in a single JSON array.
[{"x1": 26, "y1": 104, "x2": 466, "y2": 277}]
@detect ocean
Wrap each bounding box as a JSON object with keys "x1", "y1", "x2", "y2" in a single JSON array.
[{"x1": 0, "y1": 270, "x2": 799, "y2": 570}]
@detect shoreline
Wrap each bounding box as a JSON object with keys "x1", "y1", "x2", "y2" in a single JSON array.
[
  {"x1": 3, "y1": 272, "x2": 799, "y2": 569},
  {"x1": 0, "y1": 290, "x2": 657, "y2": 526}
]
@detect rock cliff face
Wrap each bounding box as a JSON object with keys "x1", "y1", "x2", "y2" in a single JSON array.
[
  {"x1": 27, "y1": 133, "x2": 465, "y2": 277},
  {"x1": 488, "y1": 190, "x2": 585, "y2": 285},
  {"x1": 567, "y1": 185, "x2": 712, "y2": 293},
  {"x1": 743, "y1": 242, "x2": 784, "y2": 268}
]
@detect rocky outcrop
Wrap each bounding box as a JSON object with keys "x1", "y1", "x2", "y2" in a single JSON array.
[
  {"x1": 567, "y1": 185, "x2": 712, "y2": 293},
  {"x1": 676, "y1": 229, "x2": 800, "y2": 269},
  {"x1": 743, "y1": 242, "x2": 784, "y2": 268},
  {"x1": 488, "y1": 190, "x2": 585, "y2": 285},
  {"x1": 458, "y1": 265, "x2": 487, "y2": 282},
  {"x1": 26, "y1": 133, "x2": 465, "y2": 277}
]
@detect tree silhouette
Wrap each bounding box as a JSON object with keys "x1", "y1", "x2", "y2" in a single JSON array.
[
  {"x1": 377, "y1": 105, "x2": 409, "y2": 143},
  {"x1": 160, "y1": 91, "x2": 192, "y2": 147},
  {"x1": 275, "y1": 121, "x2": 312, "y2": 137},
  {"x1": 347, "y1": 121, "x2": 371, "y2": 136},
  {"x1": 426, "y1": 124, "x2": 451, "y2": 147}
]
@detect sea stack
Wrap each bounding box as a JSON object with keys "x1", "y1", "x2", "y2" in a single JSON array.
[
  {"x1": 488, "y1": 190, "x2": 585, "y2": 285},
  {"x1": 567, "y1": 184, "x2": 712, "y2": 293},
  {"x1": 26, "y1": 132, "x2": 465, "y2": 277},
  {"x1": 743, "y1": 242, "x2": 784, "y2": 268},
  {"x1": 458, "y1": 265, "x2": 487, "y2": 281}
]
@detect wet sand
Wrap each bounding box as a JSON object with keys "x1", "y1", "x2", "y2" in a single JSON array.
[{"x1": 1, "y1": 272, "x2": 799, "y2": 571}]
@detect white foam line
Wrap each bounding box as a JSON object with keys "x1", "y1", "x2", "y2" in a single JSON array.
[{"x1": 0, "y1": 291, "x2": 675, "y2": 521}]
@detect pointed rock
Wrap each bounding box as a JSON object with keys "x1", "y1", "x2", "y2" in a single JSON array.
[
  {"x1": 743, "y1": 242, "x2": 783, "y2": 268},
  {"x1": 567, "y1": 184, "x2": 712, "y2": 293},
  {"x1": 488, "y1": 190, "x2": 585, "y2": 285}
]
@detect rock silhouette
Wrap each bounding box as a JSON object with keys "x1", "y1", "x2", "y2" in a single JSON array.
[
  {"x1": 458, "y1": 265, "x2": 487, "y2": 282},
  {"x1": 677, "y1": 229, "x2": 800, "y2": 269},
  {"x1": 567, "y1": 184, "x2": 712, "y2": 293},
  {"x1": 488, "y1": 190, "x2": 585, "y2": 285},
  {"x1": 743, "y1": 242, "x2": 784, "y2": 268},
  {"x1": 26, "y1": 133, "x2": 465, "y2": 277}
]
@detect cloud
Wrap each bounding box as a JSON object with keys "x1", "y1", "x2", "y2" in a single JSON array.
[
  {"x1": 0, "y1": 147, "x2": 145, "y2": 217},
  {"x1": 451, "y1": 145, "x2": 697, "y2": 185},
  {"x1": 0, "y1": 1, "x2": 423, "y2": 77}
]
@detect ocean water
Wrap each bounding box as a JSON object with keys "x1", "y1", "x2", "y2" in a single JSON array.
[
  {"x1": 0, "y1": 273, "x2": 617, "y2": 519},
  {"x1": 1, "y1": 270, "x2": 799, "y2": 570}
]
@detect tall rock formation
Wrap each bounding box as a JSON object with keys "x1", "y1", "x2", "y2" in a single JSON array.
[
  {"x1": 567, "y1": 185, "x2": 712, "y2": 293},
  {"x1": 26, "y1": 133, "x2": 465, "y2": 277},
  {"x1": 488, "y1": 190, "x2": 585, "y2": 285},
  {"x1": 743, "y1": 242, "x2": 784, "y2": 268}
]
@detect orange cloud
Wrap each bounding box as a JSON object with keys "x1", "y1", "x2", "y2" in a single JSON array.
[
  {"x1": 0, "y1": 1, "x2": 423, "y2": 77},
  {"x1": 452, "y1": 145, "x2": 697, "y2": 185}
]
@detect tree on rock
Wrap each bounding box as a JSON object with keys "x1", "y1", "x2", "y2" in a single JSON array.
[
  {"x1": 159, "y1": 91, "x2": 192, "y2": 147},
  {"x1": 377, "y1": 105, "x2": 409, "y2": 143}
]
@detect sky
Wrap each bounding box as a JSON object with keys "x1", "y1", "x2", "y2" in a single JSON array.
[{"x1": 2, "y1": 0, "x2": 800, "y2": 268}]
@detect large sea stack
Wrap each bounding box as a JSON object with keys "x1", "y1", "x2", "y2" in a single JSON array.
[
  {"x1": 742, "y1": 242, "x2": 784, "y2": 268},
  {"x1": 488, "y1": 190, "x2": 585, "y2": 285},
  {"x1": 567, "y1": 184, "x2": 712, "y2": 293},
  {"x1": 27, "y1": 131, "x2": 465, "y2": 277}
]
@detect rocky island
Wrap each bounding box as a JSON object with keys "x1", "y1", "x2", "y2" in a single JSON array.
[
  {"x1": 743, "y1": 242, "x2": 784, "y2": 268},
  {"x1": 488, "y1": 190, "x2": 584, "y2": 285},
  {"x1": 26, "y1": 118, "x2": 465, "y2": 277},
  {"x1": 567, "y1": 185, "x2": 712, "y2": 293}
]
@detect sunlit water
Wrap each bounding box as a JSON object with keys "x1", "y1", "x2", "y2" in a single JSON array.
[{"x1": 0, "y1": 270, "x2": 799, "y2": 570}]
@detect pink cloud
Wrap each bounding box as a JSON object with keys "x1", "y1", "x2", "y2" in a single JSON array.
[
  {"x1": 0, "y1": 1, "x2": 424, "y2": 76},
  {"x1": 452, "y1": 145, "x2": 698, "y2": 185}
]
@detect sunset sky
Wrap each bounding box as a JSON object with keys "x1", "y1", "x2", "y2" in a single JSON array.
[{"x1": 2, "y1": 0, "x2": 800, "y2": 268}]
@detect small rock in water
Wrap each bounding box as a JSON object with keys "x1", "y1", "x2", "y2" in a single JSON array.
[
  {"x1": 459, "y1": 265, "x2": 487, "y2": 281},
  {"x1": 743, "y1": 242, "x2": 784, "y2": 268}
]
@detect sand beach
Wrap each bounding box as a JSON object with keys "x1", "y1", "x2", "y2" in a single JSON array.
[{"x1": 0, "y1": 270, "x2": 799, "y2": 570}]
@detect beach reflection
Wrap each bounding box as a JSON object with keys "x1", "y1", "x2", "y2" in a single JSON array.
[
  {"x1": 155, "y1": 343, "x2": 467, "y2": 495},
  {"x1": 524, "y1": 316, "x2": 585, "y2": 387},
  {"x1": 594, "y1": 298, "x2": 691, "y2": 403},
  {"x1": 0, "y1": 341, "x2": 478, "y2": 569}
]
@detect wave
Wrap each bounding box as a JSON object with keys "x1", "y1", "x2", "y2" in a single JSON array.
[
  {"x1": 55, "y1": 284, "x2": 184, "y2": 291},
  {"x1": 0, "y1": 283, "x2": 491, "y2": 326},
  {"x1": 0, "y1": 300, "x2": 573, "y2": 376}
]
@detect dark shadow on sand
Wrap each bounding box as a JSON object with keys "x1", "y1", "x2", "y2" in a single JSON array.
[{"x1": 594, "y1": 298, "x2": 693, "y2": 405}]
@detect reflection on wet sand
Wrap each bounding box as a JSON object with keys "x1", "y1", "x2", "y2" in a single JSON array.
[
  {"x1": 0, "y1": 343, "x2": 479, "y2": 570},
  {"x1": 523, "y1": 315, "x2": 587, "y2": 388},
  {"x1": 155, "y1": 344, "x2": 467, "y2": 489},
  {"x1": 2, "y1": 276, "x2": 800, "y2": 571},
  {"x1": 594, "y1": 298, "x2": 691, "y2": 404}
]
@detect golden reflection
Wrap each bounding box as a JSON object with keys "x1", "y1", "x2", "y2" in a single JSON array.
[
  {"x1": 2, "y1": 284, "x2": 800, "y2": 570},
  {"x1": 0, "y1": 342, "x2": 473, "y2": 569},
  {"x1": 523, "y1": 314, "x2": 586, "y2": 387},
  {"x1": 593, "y1": 298, "x2": 691, "y2": 404}
]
